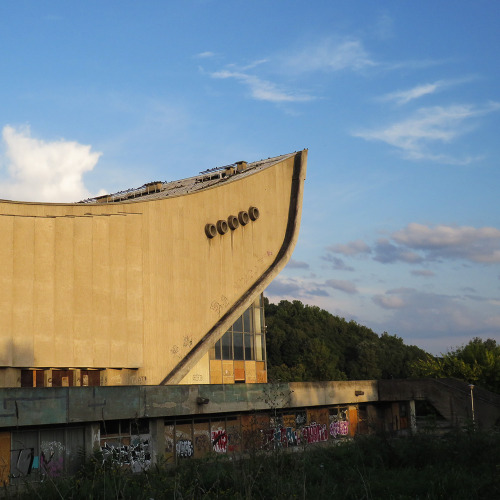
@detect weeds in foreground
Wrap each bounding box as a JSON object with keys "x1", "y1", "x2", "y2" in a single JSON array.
[{"x1": 3, "y1": 429, "x2": 500, "y2": 499}]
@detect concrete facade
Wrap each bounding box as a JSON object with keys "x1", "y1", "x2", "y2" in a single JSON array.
[{"x1": 0, "y1": 151, "x2": 307, "y2": 387}]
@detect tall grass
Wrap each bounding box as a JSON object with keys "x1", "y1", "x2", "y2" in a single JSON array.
[{"x1": 4, "y1": 428, "x2": 500, "y2": 499}]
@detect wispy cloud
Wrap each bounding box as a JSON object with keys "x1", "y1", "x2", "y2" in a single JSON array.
[
  {"x1": 379, "y1": 77, "x2": 476, "y2": 105},
  {"x1": 195, "y1": 51, "x2": 216, "y2": 58},
  {"x1": 211, "y1": 70, "x2": 314, "y2": 103},
  {"x1": 0, "y1": 125, "x2": 102, "y2": 202},
  {"x1": 380, "y1": 82, "x2": 443, "y2": 105},
  {"x1": 411, "y1": 269, "x2": 436, "y2": 277},
  {"x1": 326, "y1": 239, "x2": 371, "y2": 256},
  {"x1": 227, "y1": 59, "x2": 269, "y2": 71},
  {"x1": 266, "y1": 277, "x2": 329, "y2": 299},
  {"x1": 373, "y1": 13, "x2": 394, "y2": 40},
  {"x1": 206, "y1": 37, "x2": 376, "y2": 105},
  {"x1": 321, "y1": 254, "x2": 355, "y2": 271},
  {"x1": 286, "y1": 259, "x2": 310, "y2": 270},
  {"x1": 282, "y1": 38, "x2": 376, "y2": 73},
  {"x1": 353, "y1": 102, "x2": 500, "y2": 163},
  {"x1": 373, "y1": 238, "x2": 423, "y2": 264}
]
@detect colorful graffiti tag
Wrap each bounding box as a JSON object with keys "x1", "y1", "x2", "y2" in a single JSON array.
[
  {"x1": 211, "y1": 429, "x2": 227, "y2": 453},
  {"x1": 330, "y1": 421, "x2": 349, "y2": 438}
]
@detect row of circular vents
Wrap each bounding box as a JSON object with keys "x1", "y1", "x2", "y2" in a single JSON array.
[{"x1": 205, "y1": 206, "x2": 259, "y2": 238}]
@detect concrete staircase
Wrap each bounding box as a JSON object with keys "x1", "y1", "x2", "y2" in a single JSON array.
[{"x1": 378, "y1": 378, "x2": 500, "y2": 430}]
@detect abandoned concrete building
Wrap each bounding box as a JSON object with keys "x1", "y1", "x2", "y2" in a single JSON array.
[{"x1": 1, "y1": 150, "x2": 498, "y2": 484}]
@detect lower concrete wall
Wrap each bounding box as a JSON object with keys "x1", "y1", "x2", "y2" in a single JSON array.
[
  {"x1": 1, "y1": 401, "x2": 412, "y2": 486},
  {"x1": 0, "y1": 381, "x2": 379, "y2": 428},
  {"x1": 1, "y1": 378, "x2": 499, "y2": 487}
]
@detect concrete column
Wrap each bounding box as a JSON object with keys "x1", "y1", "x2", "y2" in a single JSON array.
[
  {"x1": 84, "y1": 423, "x2": 100, "y2": 457},
  {"x1": 149, "y1": 418, "x2": 165, "y2": 465},
  {"x1": 409, "y1": 400, "x2": 417, "y2": 433}
]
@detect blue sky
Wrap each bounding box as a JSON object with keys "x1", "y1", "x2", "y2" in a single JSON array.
[{"x1": 1, "y1": 1, "x2": 499, "y2": 354}]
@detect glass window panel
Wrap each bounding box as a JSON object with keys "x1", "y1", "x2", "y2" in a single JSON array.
[
  {"x1": 131, "y1": 419, "x2": 149, "y2": 435},
  {"x1": 233, "y1": 332, "x2": 244, "y2": 360},
  {"x1": 243, "y1": 309, "x2": 252, "y2": 333},
  {"x1": 212, "y1": 339, "x2": 222, "y2": 360},
  {"x1": 244, "y1": 333, "x2": 253, "y2": 360},
  {"x1": 222, "y1": 331, "x2": 233, "y2": 360},
  {"x1": 253, "y1": 306, "x2": 262, "y2": 334},
  {"x1": 233, "y1": 315, "x2": 243, "y2": 333},
  {"x1": 255, "y1": 334, "x2": 263, "y2": 361},
  {"x1": 101, "y1": 420, "x2": 120, "y2": 436},
  {"x1": 120, "y1": 420, "x2": 131, "y2": 435}
]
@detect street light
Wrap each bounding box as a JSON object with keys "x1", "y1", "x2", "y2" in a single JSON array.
[{"x1": 468, "y1": 384, "x2": 475, "y2": 425}]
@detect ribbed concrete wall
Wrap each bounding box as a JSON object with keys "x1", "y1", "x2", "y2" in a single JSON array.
[{"x1": 0, "y1": 151, "x2": 307, "y2": 385}]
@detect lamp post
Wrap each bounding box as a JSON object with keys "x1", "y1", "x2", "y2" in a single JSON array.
[{"x1": 468, "y1": 384, "x2": 475, "y2": 425}]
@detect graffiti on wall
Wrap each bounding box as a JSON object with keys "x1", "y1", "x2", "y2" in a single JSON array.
[
  {"x1": 40, "y1": 441, "x2": 65, "y2": 477},
  {"x1": 330, "y1": 421, "x2": 349, "y2": 438},
  {"x1": 264, "y1": 422, "x2": 329, "y2": 449},
  {"x1": 100, "y1": 438, "x2": 151, "y2": 472},
  {"x1": 211, "y1": 429, "x2": 227, "y2": 453},
  {"x1": 165, "y1": 408, "x2": 352, "y2": 461},
  {"x1": 11, "y1": 441, "x2": 67, "y2": 479},
  {"x1": 176, "y1": 440, "x2": 194, "y2": 458}
]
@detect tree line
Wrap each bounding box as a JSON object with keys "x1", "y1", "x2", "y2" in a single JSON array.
[{"x1": 264, "y1": 298, "x2": 500, "y2": 393}]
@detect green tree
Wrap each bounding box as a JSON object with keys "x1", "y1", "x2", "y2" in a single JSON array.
[
  {"x1": 412, "y1": 337, "x2": 500, "y2": 393},
  {"x1": 265, "y1": 298, "x2": 428, "y2": 383}
]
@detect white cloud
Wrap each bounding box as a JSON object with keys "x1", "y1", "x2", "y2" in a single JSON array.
[
  {"x1": 0, "y1": 125, "x2": 102, "y2": 202},
  {"x1": 379, "y1": 77, "x2": 477, "y2": 105},
  {"x1": 371, "y1": 288, "x2": 497, "y2": 345},
  {"x1": 372, "y1": 294, "x2": 405, "y2": 309},
  {"x1": 392, "y1": 223, "x2": 500, "y2": 263},
  {"x1": 353, "y1": 102, "x2": 500, "y2": 163},
  {"x1": 196, "y1": 51, "x2": 215, "y2": 58},
  {"x1": 380, "y1": 82, "x2": 442, "y2": 105},
  {"x1": 283, "y1": 38, "x2": 376, "y2": 73},
  {"x1": 211, "y1": 70, "x2": 313, "y2": 103}
]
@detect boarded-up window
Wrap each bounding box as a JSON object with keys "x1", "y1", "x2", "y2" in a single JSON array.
[
  {"x1": 80, "y1": 370, "x2": 100, "y2": 387},
  {"x1": 51, "y1": 370, "x2": 74, "y2": 387}
]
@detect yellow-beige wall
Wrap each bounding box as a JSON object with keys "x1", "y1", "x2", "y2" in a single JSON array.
[{"x1": 0, "y1": 151, "x2": 307, "y2": 385}]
